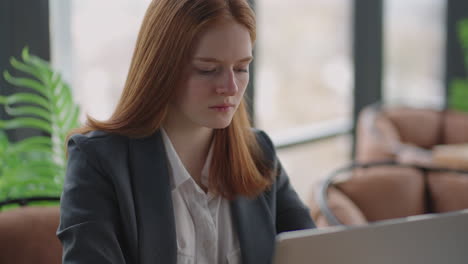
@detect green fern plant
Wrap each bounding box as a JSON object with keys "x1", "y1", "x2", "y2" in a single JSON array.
[
  {"x1": 449, "y1": 19, "x2": 468, "y2": 112},
  {"x1": 0, "y1": 47, "x2": 80, "y2": 202}
]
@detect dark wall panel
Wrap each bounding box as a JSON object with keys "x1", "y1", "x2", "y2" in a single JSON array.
[
  {"x1": 0, "y1": 0, "x2": 50, "y2": 141},
  {"x1": 445, "y1": 0, "x2": 468, "y2": 107},
  {"x1": 352, "y1": 0, "x2": 383, "y2": 156}
]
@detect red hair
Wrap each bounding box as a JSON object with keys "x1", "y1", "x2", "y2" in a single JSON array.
[{"x1": 71, "y1": 0, "x2": 273, "y2": 199}]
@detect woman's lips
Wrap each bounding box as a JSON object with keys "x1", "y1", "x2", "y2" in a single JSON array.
[{"x1": 209, "y1": 104, "x2": 234, "y2": 112}]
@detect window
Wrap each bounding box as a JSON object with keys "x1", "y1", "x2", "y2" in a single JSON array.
[
  {"x1": 383, "y1": 0, "x2": 446, "y2": 108},
  {"x1": 64, "y1": 0, "x2": 152, "y2": 121},
  {"x1": 277, "y1": 135, "x2": 351, "y2": 201},
  {"x1": 256, "y1": 0, "x2": 353, "y2": 200},
  {"x1": 255, "y1": 0, "x2": 353, "y2": 134}
]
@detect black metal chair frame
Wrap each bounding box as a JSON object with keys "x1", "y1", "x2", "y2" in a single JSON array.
[{"x1": 0, "y1": 196, "x2": 60, "y2": 209}]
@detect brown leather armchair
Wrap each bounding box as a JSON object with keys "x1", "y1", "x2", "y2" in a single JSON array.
[
  {"x1": 309, "y1": 162, "x2": 468, "y2": 227},
  {"x1": 355, "y1": 104, "x2": 468, "y2": 168},
  {"x1": 0, "y1": 199, "x2": 61, "y2": 264},
  {"x1": 309, "y1": 104, "x2": 468, "y2": 227}
]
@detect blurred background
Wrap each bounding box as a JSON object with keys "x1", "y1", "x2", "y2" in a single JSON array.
[{"x1": 0, "y1": 0, "x2": 467, "y2": 203}]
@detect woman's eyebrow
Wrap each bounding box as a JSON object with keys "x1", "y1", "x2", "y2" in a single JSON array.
[{"x1": 193, "y1": 56, "x2": 253, "y2": 63}]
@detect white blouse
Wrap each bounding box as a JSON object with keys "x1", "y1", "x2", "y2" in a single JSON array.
[{"x1": 161, "y1": 129, "x2": 242, "y2": 264}]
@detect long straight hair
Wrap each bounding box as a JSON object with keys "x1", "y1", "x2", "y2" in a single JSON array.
[{"x1": 70, "y1": 0, "x2": 274, "y2": 199}]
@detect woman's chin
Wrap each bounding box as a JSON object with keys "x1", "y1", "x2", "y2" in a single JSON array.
[{"x1": 203, "y1": 119, "x2": 233, "y2": 129}]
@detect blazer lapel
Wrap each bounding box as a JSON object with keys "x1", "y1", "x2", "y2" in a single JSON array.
[
  {"x1": 129, "y1": 131, "x2": 177, "y2": 264},
  {"x1": 231, "y1": 195, "x2": 276, "y2": 264}
]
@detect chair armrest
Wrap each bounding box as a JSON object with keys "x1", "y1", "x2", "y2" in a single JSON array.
[{"x1": 310, "y1": 184, "x2": 367, "y2": 227}]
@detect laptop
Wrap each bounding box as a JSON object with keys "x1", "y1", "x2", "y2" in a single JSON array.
[{"x1": 273, "y1": 209, "x2": 468, "y2": 264}]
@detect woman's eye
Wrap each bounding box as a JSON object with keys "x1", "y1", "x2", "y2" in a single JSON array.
[
  {"x1": 197, "y1": 68, "x2": 217, "y2": 75},
  {"x1": 235, "y1": 68, "x2": 249, "y2": 73}
]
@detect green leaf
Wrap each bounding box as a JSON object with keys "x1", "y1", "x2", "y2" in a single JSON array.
[
  {"x1": 21, "y1": 46, "x2": 30, "y2": 61},
  {"x1": 0, "y1": 131, "x2": 9, "y2": 150},
  {"x1": 56, "y1": 81, "x2": 72, "y2": 100},
  {"x1": 5, "y1": 158, "x2": 61, "y2": 177},
  {"x1": 0, "y1": 118, "x2": 52, "y2": 133},
  {"x1": 3, "y1": 70, "x2": 49, "y2": 96},
  {"x1": 0, "y1": 93, "x2": 50, "y2": 110},
  {"x1": 9, "y1": 57, "x2": 48, "y2": 86},
  {"x1": 0, "y1": 176, "x2": 62, "y2": 200},
  {"x1": 11, "y1": 136, "x2": 52, "y2": 147},
  {"x1": 4, "y1": 105, "x2": 51, "y2": 122},
  {"x1": 62, "y1": 105, "x2": 80, "y2": 132},
  {"x1": 25, "y1": 165, "x2": 62, "y2": 179},
  {"x1": 20, "y1": 150, "x2": 54, "y2": 160},
  {"x1": 23, "y1": 54, "x2": 54, "y2": 87},
  {"x1": 0, "y1": 46, "x2": 81, "y2": 200},
  {"x1": 459, "y1": 19, "x2": 468, "y2": 71},
  {"x1": 8, "y1": 136, "x2": 53, "y2": 156},
  {"x1": 0, "y1": 202, "x2": 60, "y2": 212},
  {"x1": 449, "y1": 79, "x2": 468, "y2": 112}
]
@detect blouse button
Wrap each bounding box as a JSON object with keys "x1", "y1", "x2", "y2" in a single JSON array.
[{"x1": 179, "y1": 239, "x2": 186, "y2": 249}]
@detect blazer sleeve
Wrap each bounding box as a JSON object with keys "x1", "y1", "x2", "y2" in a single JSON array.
[
  {"x1": 57, "y1": 137, "x2": 127, "y2": 263},
  {"x1": 257, "y1": 130, "x2": 316, "y2": 233},
  {"x1": 274, "y1": 159, "x2": 316, "y2": 233}
]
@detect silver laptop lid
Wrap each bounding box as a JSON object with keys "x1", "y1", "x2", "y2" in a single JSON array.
[{"x1": 274, "y1": 210, "x2": 468, "y2": 264}]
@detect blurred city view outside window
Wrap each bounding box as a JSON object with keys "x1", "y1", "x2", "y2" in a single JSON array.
[
  {"x1": 256, "y1": 0, "x2": 353, "y2": 200},
  {"x1": 49, "y1": 0, "x2": 447, "y2": 201},
  {"x1": 69, "y1": 0, "x2": 152, "y2": 122},
  {"x1": 383, "y1": 0, "x2": 446, "y2": 108},
  {"x1": 255, "y1": 0, "x2": 353, "y2": 134}
]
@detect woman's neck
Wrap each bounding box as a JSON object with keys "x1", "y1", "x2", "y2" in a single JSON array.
[{"x1": 163, "y1": 122, "x2": 214, "y2": 186}]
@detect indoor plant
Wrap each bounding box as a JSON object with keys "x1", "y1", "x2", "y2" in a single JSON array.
[
  {"x1": 0, "y1": 47, "x2": 80, "y2": 204},
  {"x1": 448, "y1": 19, "x2": 468, "y2": 112}
]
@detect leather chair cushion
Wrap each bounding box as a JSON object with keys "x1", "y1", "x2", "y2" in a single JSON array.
[
  {"x1": 428, "y1": 172, "x2": 468, "y2": 212},
  {"x1": 384, "y1": 108, "x2": 442, "y2": 149},
  {"x1": 355, "y1": 107, "x2": 401, "y2": 162},
  {"x1": 0, "y1": 206, "x2": 61, "y2": 264},
  {"x1": 337, "y1": 166, "x2": 426, "y2": 221},
  {"x1": 443, "y1": 110, "x2": 468, "y2": 144},
  {"x1": 309, "y1": 185, "x2": 367, "y2": 227}
]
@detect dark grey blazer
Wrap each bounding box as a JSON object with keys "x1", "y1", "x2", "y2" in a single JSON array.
[{"x1": 57, "y1": 129, "x2": 315, "y2": 264}]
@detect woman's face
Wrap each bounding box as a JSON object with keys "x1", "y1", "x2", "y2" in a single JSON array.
[{"x1": 169, "y1": 20, "x2": 253, "y2": 130}]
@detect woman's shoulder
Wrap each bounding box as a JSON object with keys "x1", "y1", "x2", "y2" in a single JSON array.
[
  {"x1": 251, "y1": 128, "x2": 279, "y2": 175},
  {"x1": 69, "y1": 130, "x2": 127, "y2": 145},
  {"x1": 68, "y1": 130, "x2": 130, "y2": 158},
  {"x1": 252, "y1": 128, "x2": 276, "y2": 155}
]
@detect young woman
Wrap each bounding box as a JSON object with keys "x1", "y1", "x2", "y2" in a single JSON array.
[{"x1": 57, "y1": 0, "x2": 315, "y2": 263}]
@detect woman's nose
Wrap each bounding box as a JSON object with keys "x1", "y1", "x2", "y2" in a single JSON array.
[{"x1": 216, "y1": 70, "x2": 238, "y2": 96}]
